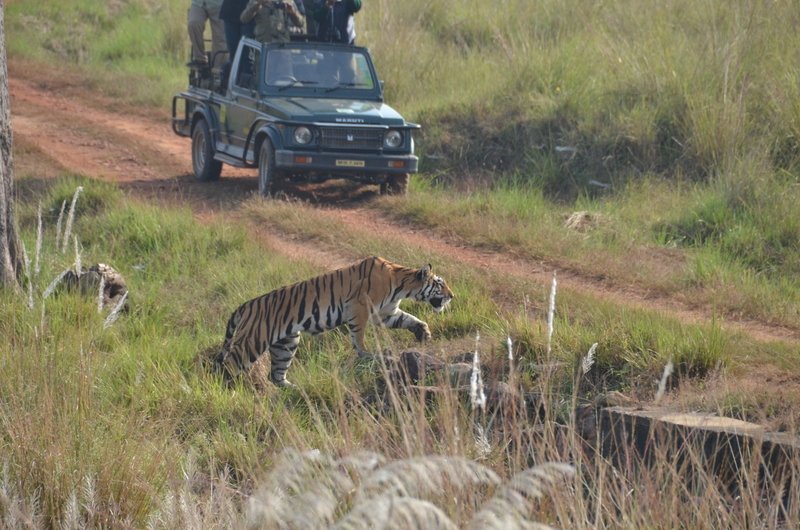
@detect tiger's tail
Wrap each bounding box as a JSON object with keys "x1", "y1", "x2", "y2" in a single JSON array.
[{"x1": 213, "y1": 309, "x2": 243, "y2": 376}]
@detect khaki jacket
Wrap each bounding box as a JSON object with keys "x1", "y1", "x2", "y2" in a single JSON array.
[{"x1": 241, "y1": 0, "x2": 305, "y2": 43}]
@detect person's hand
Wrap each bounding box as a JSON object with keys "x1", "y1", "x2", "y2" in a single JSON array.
[
  {"x1": 284, "y1": 1, "x2": 296, "y2": 15},
  {"x1": 325, "y1": 0, "x2": 335, "y2": 7}
]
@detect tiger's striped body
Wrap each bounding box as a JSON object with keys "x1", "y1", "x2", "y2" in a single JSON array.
[{"x1": 215, "y1": 256, "x2": 453, "y2": 387}]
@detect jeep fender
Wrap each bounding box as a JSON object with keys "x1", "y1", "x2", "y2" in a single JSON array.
[
  {"x1": 245, "y1": 121, "x2": 282, "y2": 166},
  {"x1": 189, "y1": 105, "x2": 220, "y2": 144}
]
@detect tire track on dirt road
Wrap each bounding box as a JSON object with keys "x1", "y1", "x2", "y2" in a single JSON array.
[
  {"x1": 8, "y1": 64, "x2": 800, "y2": 348},
  {"x1": 9, "y1": 67, "x2": 351, "y2": 272}
]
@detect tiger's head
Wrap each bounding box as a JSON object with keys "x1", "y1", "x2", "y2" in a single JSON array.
[{"x1": 412, "y1": 264, "x2": 454, "y2": 312}]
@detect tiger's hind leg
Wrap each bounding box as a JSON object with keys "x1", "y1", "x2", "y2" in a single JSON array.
[
  {"x1": 215, "y1": 334, "x2": 265, "y2": 379},
  {"x1": 268, "y1": 334, "x2": 301, "y2": 387}
]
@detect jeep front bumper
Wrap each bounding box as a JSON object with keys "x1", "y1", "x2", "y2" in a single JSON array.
[{"x1": 275, "y1": 150, "x2": 418, "y2": 175}]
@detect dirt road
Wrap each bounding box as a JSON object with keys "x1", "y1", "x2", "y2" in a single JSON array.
[{"x1": 8, "y1": 59, "x2": 800, "y2": 351}]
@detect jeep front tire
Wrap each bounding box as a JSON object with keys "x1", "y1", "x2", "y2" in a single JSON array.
[{"x1": 258, "y1": 139, "x2": 277, "y2": 197}]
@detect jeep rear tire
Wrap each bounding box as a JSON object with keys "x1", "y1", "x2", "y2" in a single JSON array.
[
  {"x1": 258, "y1": 139, "x2": 277, "y2": 197},
  {"x1": 381, "y1": 173, "x2": 409, "y2": 196},
  {"x1": 191, "y1": 119, "x2": 222, "y2": 181}
]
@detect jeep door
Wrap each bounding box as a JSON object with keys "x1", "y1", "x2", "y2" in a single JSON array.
[{"x1": 223, "y1": 42, "x2": 262, "y2": 160}]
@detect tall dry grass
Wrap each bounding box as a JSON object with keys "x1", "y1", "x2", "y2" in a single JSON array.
[{"x1": 0, "y1": 179, "x2": 800, "y2": 528}]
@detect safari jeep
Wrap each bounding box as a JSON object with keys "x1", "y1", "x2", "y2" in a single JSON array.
[{"x1": 171, "y1": 38, "x2": 420, "y2": 196}]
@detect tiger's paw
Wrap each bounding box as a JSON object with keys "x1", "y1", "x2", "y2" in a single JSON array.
[
  {"x1": 272, "y1": 377, "x2": 296, "y2": 389},
  {"x1": 413, "y1": 323, "x2": 432, "y2": 342}
]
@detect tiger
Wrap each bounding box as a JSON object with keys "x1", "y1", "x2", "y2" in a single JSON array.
[{"x1": 214, "y1": 256, "x2": 454, "y2": 387}]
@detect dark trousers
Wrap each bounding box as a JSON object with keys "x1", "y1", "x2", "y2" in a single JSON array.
[
  {"x1": 223, "y1": 20, "x2": 254, "y2": 55},
  {"x1": 303, "y1": 0, "x2": 317, "y2": 36}
]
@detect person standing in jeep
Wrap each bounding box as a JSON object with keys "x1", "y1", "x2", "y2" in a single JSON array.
[
  {"x1": 302, "y1": 0, "x2": 318, "y2": 36},
  {"x1": 188, "y1": 0, "x2": 226, "y2": 67},
  {"x1": 313, "y1": 0, "x2": 361, "y2": 44},
  {"x1": 240, "y1": 0, "x2": 306, "y2": 43},
  {"x1": 219, "y1": 0, "x2": 255, "y2": 55}
]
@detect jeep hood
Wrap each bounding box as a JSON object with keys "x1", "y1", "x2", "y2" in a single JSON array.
[{"x1": 266, "y1": 98, "x2": 407, "y2": 126}]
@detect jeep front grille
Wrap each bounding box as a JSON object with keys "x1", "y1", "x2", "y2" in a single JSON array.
[{"x1": 319, "y1": 127, "x2": 383, "y2": 150}]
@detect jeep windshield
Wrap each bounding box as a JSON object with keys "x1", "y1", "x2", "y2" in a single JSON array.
[{"x1": 264, "y1": 45, "x2": 378, "y2": 94}]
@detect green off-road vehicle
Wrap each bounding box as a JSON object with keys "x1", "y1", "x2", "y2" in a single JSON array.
[{"x1": 172, "y1": 38, "x2": 419, "y2": 196}]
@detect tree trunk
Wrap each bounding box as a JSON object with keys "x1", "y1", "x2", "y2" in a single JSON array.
[{"x1": 0, "y1": 1, "x2": 23, "y2": 289}]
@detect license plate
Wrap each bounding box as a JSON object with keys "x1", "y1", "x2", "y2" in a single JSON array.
[{"x1": 335, "y1": 159, "x2": 365, "y2": 168}]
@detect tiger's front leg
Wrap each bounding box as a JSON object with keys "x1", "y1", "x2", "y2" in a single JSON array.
[
  {"x1": 381, "y1": 310, "x2": 431, "y2": 342},
  {"x1": 349, "y1": 328, "x2": 378, "y2": 359}
]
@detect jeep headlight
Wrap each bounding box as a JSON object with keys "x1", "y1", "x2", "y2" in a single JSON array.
[
  {"x1": 294, "y1": 126, "x2": 313, "y2": 145},
  {"x1": 384, "y1": 130, "x2": 403, "y2": 148}
]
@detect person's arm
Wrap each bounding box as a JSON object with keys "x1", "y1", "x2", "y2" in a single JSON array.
[
  {"x1": 285, "y1": 1, "x2": 305, "y2": 27},
  {"x1": 240, "y1": 0, "x2": 263, "y2": 23}
]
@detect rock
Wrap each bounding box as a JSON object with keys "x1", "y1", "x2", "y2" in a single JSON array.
[
  {"x1": 392, "y1": 350, "x2": 444, "y2": 386},
  {"x1": 564, "y1": 211, "x2": 601, "y2": 232},
  {"x1": 576, "y1": 404, "x2": 598, "y2": 444},
  {"x1": 484, "y1": 381, "x2": 519, "y2": 414},
  {"x1": 598, "y1": 406, "x2": 800, "y2": 511},
  {"x1": 446, "y1": 363, "x2": 473, "y2": 388},
  {"x1": 60, "y1": 263, "x2": 129, "y2": 310},
  {"x1": 594, "y1": 390, "x2": 636, "y2": 408}
]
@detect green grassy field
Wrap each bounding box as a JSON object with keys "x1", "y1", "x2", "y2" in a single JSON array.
[
  {"x1": 3, "y1": 0, "x2": 800, "y2": 527},
  {"x1": 5, "y1": 175, "x2": 794, "y2": 528},
  {"x1": 6, "y1": 0, "x2": 800, "y2": 311}
]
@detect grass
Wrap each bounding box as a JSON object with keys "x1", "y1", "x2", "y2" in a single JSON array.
[
  {"x1": 242, "y1": 195, "x2": 788, "y2": 387},
  {"x1": 3, "y1": 0, "x2": 800, "y2": 526},
  {"x1": 10, "y1": 0, "x2": 800, "y2": 180},
  {"x1": 376, "y1": 173, "x2": 800, "y2": 330},
  {"x1": 6, "y1": 0, "x2": 800, "y2": 329},
  {"x1": 1, "y1": 175, "x2": 798, "y2": 527},
  {"x1": 5, "y1": 0, "x2": 187, "y2": 107}
]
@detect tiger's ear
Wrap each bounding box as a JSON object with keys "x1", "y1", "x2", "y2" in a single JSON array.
[{"x1": 416, "y1": 263, "x2": 432, "y2": 281}]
